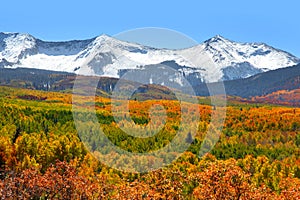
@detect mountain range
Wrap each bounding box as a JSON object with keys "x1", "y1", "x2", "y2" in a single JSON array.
[{"x1": 1, "y1": 32, "x2": 299, "y2": 84}]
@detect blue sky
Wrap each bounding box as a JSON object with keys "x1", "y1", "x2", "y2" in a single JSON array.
[{"x1": 0, "y1": 0, "x2": 299, "y2": 56}]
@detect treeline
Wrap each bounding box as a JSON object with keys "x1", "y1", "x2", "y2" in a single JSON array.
[{"x1": 1, "y1": 64, "x2": 300, "y2": 101}]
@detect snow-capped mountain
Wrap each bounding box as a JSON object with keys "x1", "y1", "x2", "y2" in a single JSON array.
[
  {"x1": 181, "y1": 35, "x2": 300, "y2": 81},
  {"x1": 0, "y1": 32, "x2": 299, "y2": 83}
]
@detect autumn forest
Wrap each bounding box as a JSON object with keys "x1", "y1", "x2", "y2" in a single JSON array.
[{"x1": 0, "y1": 85, "x2": 300, "y2": 199}]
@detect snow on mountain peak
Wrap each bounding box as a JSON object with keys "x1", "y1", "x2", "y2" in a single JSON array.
[
  {"x1": 95, "y1": 34, "x2": 114, "y2": 41},
  {"x1": 0, "y1": 32, "x2": 37, "y2": 63},
  {"x1": 0, "y1": 32, "x2": 299, "y2": 83},
  {"x1": 199, "y1": 35, "x2": 300, "y2": 73},
  {"x1": 93, "y1": 34, "x2": 115, "y2": 45},
  {"x1": 205, "y1": 34, "x2": 228, "y2": 43}
]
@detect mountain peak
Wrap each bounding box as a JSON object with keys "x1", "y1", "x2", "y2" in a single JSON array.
[
  {"x1": 94, "y1": 34, "x2": 121, "y2": 43},
  {"x1": 0, "y1": 32, "x2": 35, "y2": 38},
  {"x1": 204, "y1": 35, "x2": 230, "y2": 44},
  {"x1": 92, "y1": 34, "x2": 124, "y2": 46},
  {"x1": 96, "y1": 34, "x2": 113, "y2": 39},
  {"x1": 213, "y1": 34, "x2": 225, "y2": 39},
  {"x1": 91, "y1": 33, "x2": 145, "y2": 51}
]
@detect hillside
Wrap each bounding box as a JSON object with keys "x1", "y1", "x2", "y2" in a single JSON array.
[{"x1": 0, "y1": 86, "x2": 300, "y2": 198}]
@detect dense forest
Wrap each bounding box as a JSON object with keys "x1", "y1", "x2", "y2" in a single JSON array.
[{"x1": 0, "y1": 86, "x2": 300, "y2": 199}]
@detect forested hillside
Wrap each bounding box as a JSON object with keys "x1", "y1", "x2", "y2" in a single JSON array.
[
  {"x1": 0, "y1": 86, "x2": 300, "y2": 199},
  {"x1": 1, "y1": 64, "x2": 300, "y2": 102}
]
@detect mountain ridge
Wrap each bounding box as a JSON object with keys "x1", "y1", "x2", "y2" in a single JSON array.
[{"x1": 0, "y1": 32, "x2": 299, "y2": 83}]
